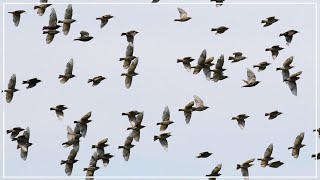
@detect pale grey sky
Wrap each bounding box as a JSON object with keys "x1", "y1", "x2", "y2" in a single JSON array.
[{"x1": 0, "y1": 0, "x2": 319, "y2": 179}]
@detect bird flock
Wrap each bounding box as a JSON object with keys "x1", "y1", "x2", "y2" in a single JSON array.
[{"x1": 4, "y1": 0, "x2": 319, "y2": 179}]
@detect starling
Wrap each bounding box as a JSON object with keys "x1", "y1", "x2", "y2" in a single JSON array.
[
  {"x1": 127, "y1": 112, "x2": 145, "y2": 142},
  {"x1": 191, "y1": 49, "x2": 206, "y2": 75},
  {"x1": 50, "y1": 105, "x2": 68, "y2": 120},
  {"x1": 92, "y1": 138, "x2": 109, "y2": 157},
  {"x1": 59, "y1": 58, "x2": 75, "y2": 84},
  {"x1": 156, "y1": 106, "x2": 174, "y2": 131},
  {"x1": 206, "y1": 164, "x2": 222, "y2": 180},
  {"x1": 253, "y1": 61, "x2": 270, "y2": 72},
  {"x1": 288, "y1": 132, "x2": 305, "y2": 158},
  {"x1": 122, "y1": 110, "x2": 140, "y2": 127},
  {"x1": 193, "y1": 95, "x2": 209, "y2": 111},
  {"x1": 98, "y1": 153, "x2": 114, "y2": 167},
  {"x1": 174, "y1": 8, "x2": 191, "y2": 22},
  {"x1": 276, "y1": 56, "x2": 294, "y2": 82},
  {"x1": 43, "y1": 29, "x2": 59, "y2": 44},
  {"x1": 96, "y1": 14, "x2": 113, "y2": 29},
  {"x1": 121, "y1": 57, "x2": 139, "y2": 89},
  {"x1": 120, "y1": 42, "x2": 135, "y2": 69},
  {"x1": 261, "y1": 16, "x2": 278, "y2": 27},
  {"x1": 8, "y1": 10, "x2": 26, "y2": 27},
  {"x1": 177, "y1": 57, "x2": 195, "y2": 72},
  {"x1": 280, "y1": 30, "x2": 299, "y2": 46},
  {"x1": 151, "y1": 0, "x2": 160, "y2": 2},
  {"x1": 74, "y1": 31, "x2": 93, "y2": 42},
  {"x1": 231, "y1": 114, "x2": 250, "y2": 129},
  {"x1": 284, "y1": 71, "x2": 302, "y2": 96},
  {"x1": 58, "y1": 4, "x2": 76, "y2": 35},
  {"x1": 313, "y1": 128, "x2": 320, "y2": 137},
  {"x1": 118, "y1": 136, "x2": 135, "y2": 161},
  {"x1": 242, "y1": 68, "x2": 260, "y2": 87},
  {"x1": 73, "y1": 111, "x2": 92, "y2": 138},
  {"x1": 12, "y1": 127, "x2": 32, "y2": 161},
  {"x1": 6, "y1": 127, "x2": 24, "y2": 139},
  {"x1": 88, "y1": 76, "x2": 106, "y2": 87},
  {"x1": 43, "y1": 8, "x2": 60, "y2": 30},
  {"x1": 22, "y1": 78, "x2": 41, "y2": 89},
  {"x1": 236, "y1": 158, "x2": 255, "y2": 179},
  {"x1": 3, "y1": 74, "x2": 19, "y2": 103},
  {"x1": 154, "y1": 132, "x2": 171, "y2": 151},
  {"x1": 62, "y1": 125, "x2": 81, "y2": 152},
  {"x1": 211, "y1": 26, "x2": 229, "y2": 34},
  {"x1": 265, "y1": 45, "x2": 284, "y2": 60},
  {"x1": 257, "y1": 144, "x2": 274, "y2": 167},
  {"x1": 268, "y1": 160, "x2": 284, "y2": 168},
  {"x1": 210, "y1": 54, "x2": 228, "y2": 82},
  {"x1": 179, "y1": 101, "x2": 194, "y2": 124},
  {"x1": 265, "y1": 111, "x2": 282, "y2": 120},
  {"x1": 196, "y1": 151, "x2": 212, "y2": 158},
  {"x1": 84, "y1": 152, "x2": 100, "y2": 179},
  {"x1": 60, "y1": 149, "x2": 78, "y2": 176},
  {"x1": 34, "y1": 1, "x2": 51, "y2": 16},
  {"x1": 121, "y1": 30, "x2": 139, "y2": 44},
  {"x1": 228, "y1": 52, "x2": 246, "y2": 63}
]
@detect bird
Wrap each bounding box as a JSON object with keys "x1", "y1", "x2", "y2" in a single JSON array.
[
  {"x1": 50, "y1": 105, "x2": 68, "y2": 120},
  {"x1": 288, "y1": 132, "x2": 305, "y2": 158},
  {"x1": 96, "y1": 14, "x2": 113, "y2": 29},
  {"x1": 92, "y1": 138, "x2": 109, "y2": 157},
  {"x1": 191, "y1": 49, "x2": 206, "y2": 75},
  {"x1": 211, "y1": 26, "x2": 229, "y2": 34},
  {"x1": 193, "y1": 95, "x2": 209, "y2": 111},
  {"x1": 267, "y1": 160, "x2": 284, "y2": 168},
  {"x1": 22, "y1": 78, "x2": 41, "y2": 89},
  {"x1": 242, "y1": 68, "x2": 260, "y2": 87},
  {"x1": 196, "y1": 151, "x2": 212, "y2": 158},
  {"x1": 7, "y1": 127, "x2": 24, "y2": 139},
  {"x1": 43, "y1": 29, "x2": 60, "y2": 44},
  {"x1": 236, "y1": 158, "x2": 255, "y2": 180},
  {"x1": 98, "y1": 153, "x2": 114, "y2": 167},
  {"x1": 121, "y1": 30, "x2": 139, "y2": 44},
  {"x1": 127, "y1": 112, "x2": 145, "y2": 142},
  {"x1": 228, "y1": 52, "x2": 246, "y2": 63},
  {"x1": 122, "y1": 110, "x2": 141, "y2": 127},
  {"x1": 8, "y1": 10, "x2": 26, "y2": 27},
  {"x1": 206, "y1": 164, "x2": 222, "y2": 180},
  {"x1": 179, "y1": 101, "x2": 194, "y2": 124},
  {"x1": 265, "y1": 45, "x2": 284, "y2": 60},
  {"x1": 151, "y1": 0, "x2": 160, "y2": 2},
  {"x1": 261, "y1": 16, "x2": 278, "y2": 27},
  {"x1": 284, "y1": 71, "x2": 302, "y2": 96},
  {"x1": 211, "y1": 0, "x2": 225, "y2": 7},
  {"x1": 118, "y1": 135, "x2": 135, "y2": 161},
  {"x1": 253, "y1": 61, "x2": 270, "y2": 72},
  {"x1": 154, "y1": 132, "x2": 171, "y2": 151},
  {"x1": 210, "y1": 54, "x2": 228, "y2": 82},
  {"x1": 156, "y1": 106, "x2": 174, "y2": 131},
  {"x1": 177, "y1": 57, "x2": 195, "y2": 72},
  {"x1": 74, "y1": 31, "x2": 93, "y2": 42},
  {"x1": 121, "y1": 57, "x2": 139, "y2": 89},
  {"x1": 276, "y1": 56, "x2": 294, "y2": 82},
  {"x1": 43, "y1": 8, "x2": 60, "y2": 30},
  {"x1": 73, "y1": 111, "x2": 92, "y2": 138},
  {"x1": 58, "y1": 4, "x2": 76, "y2": 35},
  {"x1": 60, "y1": 149, "x2": 78, "y2": 176},
  {"x1": 88, "y1": 76, "x2": 106, "y2": 87},
  {"x1": 265, "y1": 111, "x2": 282, "y2": 120},
  {"x1": 311, "y1": 153, "x2": 320, "y2": 160},
  {"x1": 280, "y1": 30, "x2": 299, "y2": 46},
  {"x1": 120, "y1": 42, "x2": 135, "y2": 69},
  {"x1": 174, "y1": 8, "x2": 191, "y2": 22},
  {"x1": 313, "y1": 128, "x2": 320, "y2": 137},
  {"x1": 59, "y1": 58, "x2": 76, "y2": 84},
  {"x1": 34, "y1": 0, "x2": 51, "y2": 16},
  {"x1": 12, "y1": 127, "x2": 32, "y2": 160},
  {"x1": 3, "y1": 74, "x2": 19, "y2": 103},
  {"x1": 62, "y1": 125, "x2": 81, "y2": 152},
  {"x1": 84, "y1": 152, "x2": 100, "y2": 179},
  {"x1": 231, "y1": 114, "x2": 250, "y2": 129},
  {"x1": 257, "y1": 144, "x2": 274, "y2": 167}
]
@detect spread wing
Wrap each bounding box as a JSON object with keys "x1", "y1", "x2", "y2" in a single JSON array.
[
  {"x1": 162, "y1": 106, "x2": 170, "y2": 121},
  {"x1": 65, "y1": 58, "x2": 74, "y2": 75},
  {"x1": 294, "y1": 133, "x2": 304, "y2": 146},
  {"x1": 177, "y1": 8, "x2": 187, "y2": 19},
  {"x1": 12, "y1": 14, "x2": 21, "y2": 27},
  {"x1": 247, "y1": 68, "x2": 256, "y2": 82},
  {"x1": 81, "y1": 111, "x2": 92, "y2": 121},
  {"x1": 193, "y1": 95, "x2": 204, "y2": 107},
  {"x1": 64, "y1": 4, "x2": 73, "y2": 19},
  {"x1": 288, "y1": 81, "x2": 297, "y2": 96},
  {"x1": 264, "y1": 144, "x2": 273, "y2": 158},
  {"x1": 198, "y1": 49, "x2": 207, "y2": 65},
  {"x1": 211, "y1": 164, "x2": 222, "y2": 174},
  {"x1": 80, "y1": 31, "x2": 90, "y2": 37},
  {"x1": 67, "y1": 149, "x2": 77, "y2": 160},
  {"x1": 159, "y1": 139, "x2": 168, "y2": 150},
  {"x1": 49, "y1": 8, "x2": 57, "y2": 26},
  {"x1": 128, "y1": 58, "x2": 139, "y2": 73},
  {"x1": 8, "y1": 74, "x2": 17, "y2": 89},
  {"x1": 215, "y1": 54, "x2": 224, "y2": 69}
]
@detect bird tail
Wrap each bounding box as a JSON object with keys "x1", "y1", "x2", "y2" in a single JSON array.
[
  {"x1": 121, "y1": 33, "x2": 126, "y2": 36},
  {"x1": 253, "y1": 65, "x2": 258, "y2": 68},
  {"x1": 60, "y1": 160, "x2": 66, "y2": 165},
  {"x1": 177, "y1": 59, "x2": 183, "y2": 63},
  {"x1": 73, "y1": 39, "x2": 80, "y2": 41},
  {"x1": 34, "y1": 6, "x2": 39, "y2": 9},
  {"x1": 73, "y1": 121, "x2": 78, "y2": 124},
  {"x1": 96, "y1": 17, "x2": 101, "y2": 20},
  {"x1": 178, "y1": 109, "x2": 184, "y2": 111},
  {"x1": 236, "y1": 164, "x2": 241, "y2": 170},
  {"x1": 154, "y1": 136, "x2": 159, "y2": 141},
  {"x1": 6, "y1": 130, "x2": 12, "y2": 134},
  {"x1": 88, "y1": 79, "x2": 93, "y2": 83},
  {"x1": 118, "y1": 146, "x2": 124, "y2": 149},
  {"x1": 58, "y1": 75, "x2": 64, "y2": 79},
  {"x1": 276, "y1": 68, "x2": 281, "y2": 71},
  {"x1": 92, "y1": 145, "x2": 96, "y2": 148},
  {"x1": 288, "y1": 147, "x2": 293, "y2": 150},
  {"x1": 231, "y1": 117, "x2": 237, "y2": 120},
  {"x1": 121, "y1": 113, "x2": 127, "y2": 116},
  {"x1": 119, "y1": 58, "x2": 125, "y2": 61},
  {"x1": 127, "y1": 127, "x2": 132, "y2": 130},
  {"x1": 265, "y1": 48, "x2": 271, "y2": 51},
  {"x1": 22, "y1": 81, "x2": 28, "y2": 84},
  {"x1": 156, "y1": 123, "x2": 161, "y2": 126},
  {"x1": 174, "y1": 19, "x2": 179, "y2": 22},
  {"x1": 279, "y1": 33, "x2": 284, "y2": 37},
  {"x1": 261, "y1": 20, "x2": 266, "y2": 23},
  {"x1": 311, "y1": 154, "x2": 316, "y2": 158},
  {"x1": 50, "y1": 107, "x2": 55, "y2": 111},
  {"x1": 228, "y1": 56, "x2": 234, "y2": 60},
  {"x1": 265, "y1": 113, "x2": 269, "y2": 116},
  {"x1": 211, "y1": 28, "x2": 217, "y2": 31}
]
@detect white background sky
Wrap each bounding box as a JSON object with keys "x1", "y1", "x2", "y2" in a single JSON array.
[{"x1": 0, "y1": 0, "x2": 319, "y2": 179}]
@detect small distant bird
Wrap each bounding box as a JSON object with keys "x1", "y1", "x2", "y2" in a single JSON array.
[
  {"x1": 288, "y1": 132, "x2": 305, "y2": 158},
  {"x1": 154, "y1": 132, "x2": 171, "y2": 151},
  {"x1": 88, "y1": 76, "x2": 106, "y2": 87},
  {"x1": 98, "y1": 153, "x2": 114, "y2": 167},
  {"x1": 211, "y1": 0, "x2": 225, "y2": 7},
  {"x1": 43, "y1": 8, "x2": 60, "y2": 30},
  {"x1": 58, "y1": 4, "x2": 76, "y2": 35},
  {"x1": 92, "y1": 138, "x2": 109, "y2": 157},
  {"x1": 43, "y1": 29, "x2": 60, "y2": 44},
  {"x1": 206, "y1": 164, "x2": 222, "y2": 180},
  {"x1": 120, "y1": 42, "x2": 135, "y2": 69},
  {"x1": 311, "y1": 153, "x2": 320, "y2": 160},
  {"x1": 121, "y1": 30, "x2": 139, "y2": 44},
  {"x1": 276, "y1": 56, "x2": 294, "y2": 82},
  {"x1": 84, "y1": 152, "x2": 100, "y2": 178},
  {"x1": 59, "y1": 58, "x2": 75, "y2": 84},
  {"x1": 127, "y1": 112, "x2": 145, "y2": 142},
  {"x1": 196, "y1": 151, "x2": 212, "y2": 158},
  {"x1": 118, "y1": 135, "x2": 135, "y2": 161},
  {"x1": 265, "y1": 111, "x2": 282, "y2": 120},
  {"x1": 284, "y1": 71, "x2": 302, "y2": 96},
  {"x1": 34, "y1": 0, "x2": 51, "y2": 16},
  {"x1": 261, "y1": 16, "x2": 278, "y2": 27},
  {"x1": 211, "y1": 54, "x2": 228, "y2": 82},
  {"x1": 280, "y1": 30, "x2": 299, "y2": 46},
  {"x1": 122, "y1": 110, "x2": 140, "y2": 127},
  {"x1": 191, "y1": 49, "x2": 207, "y2": 76},
  {"x1": 73, "y1": 111, "x2": 92, "y2": 138},
  {"x1": 175, "y1": 8, "x2": 191, "y2": 22},
  {"x1": 236, "y1": 158, "x2": 255, "y2": 180},
  {"x1": 313, "y1": 128, "x2": 320, "y2": 137},
  {"x1": 50, "y1": 105, "x2": 68, "y2": 120},
  {"x1": 177, "y1": 57, "x2": 195, "y2": 72},
  {"x1": 193, "y1": 95, "x2": 209, "y2": 111},
  {"x1": 7, "y1": 127, "x2": 24, "y2": 139},
  {"x1": 268, "y1": 160, "x2": 284, "y2": 168},
  {"x1": 179, "y1": 101, "x2": 194, "y2": 124},
  {"x1": 228, "y1": 52, "x2": 246, "y2": 63},
  {"x1": 242, "y1": 68, "x2": 260, "y2": 87},
  {"x1": 62, "y1": 125, "x2": 81, "y2": 152},
  {"x1": 157, "y1": 106, "x2": 174, "y2": 131},
  {"x1": 265, "y1": 45, "x2": 284, "y2": 60},
  {"x1": 74, "y1": 31, "x2": 93, "y2": 42},
  {"x1": 231, "y1": 114, "x2": 250, "y2": 129},
  {"x1": 3, "y1": 74, "x2": 18, "y2": 103},
  {"x1": 61, "y1": 149, "x2": 78, "y2": 176},
  {"x1": 151, "y1": 0, "x2": 160, "y2": 2},
  {"x1": 257, "y1": 144, "x2": 274, "y2": 167},
  {"x1": 121, "y1": 57, "x2": 139, "y2": 89},
  {"x1": 211, "y1": 26, "x2": 229, "y2": 34},
  {"x1": 253, "y1": 61, "x2": 270, "y2": 72},
  {"x1": 96, "y1": 14, "x2": 113, "y2": 29},
  {"x1": 8, "y1": 10, "x2": 26, "y2": 27},
  {"x1": 12, "y1": 127, "x2": 32, "y2": 161},
  {"x1": 22, "y1": 78, "x2": 41, "y2": 89}
]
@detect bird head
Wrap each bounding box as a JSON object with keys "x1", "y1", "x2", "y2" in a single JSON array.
[
  {"x1": 169, "y1": 121, "x2": 174, "y2": 125},
  {"x1": 293, "y1": 30, "x2": 299, "y2": 34},
  {"x1": 74, "y1": 159, "x2": 79, "y2": 163}
]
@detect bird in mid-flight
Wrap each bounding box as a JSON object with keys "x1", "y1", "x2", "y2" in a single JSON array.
[{"x1": 8, "y1": 10, "x2": 26, "y2": 27}]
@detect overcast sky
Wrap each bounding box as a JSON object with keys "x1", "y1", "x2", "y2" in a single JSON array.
[{"x1": 1, "y1": 0, "x2": 319, "y2": 179}]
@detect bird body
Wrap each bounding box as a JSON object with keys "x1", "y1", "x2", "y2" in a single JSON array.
[
  {"x1": 96, "y1": 14, "x2": 113, "y2": 28},
  {"x1": 22, "y1": 78, "x2": 41, "y2": 89},
  {"x1": 253, "y1": 61, "x2": 270, "y2": 71},
  {"x1": 211, "y1": 26, "x2": 229, "y2": 34},
  {"x1": 175, "y1": 8, "x2": 191, "y2": 22},
  {"x1": 8, "y1": 10, "x2": 26, "y2": 27},
  {"x1": 262, "y1": 16, "x2": 278, "y2": 27},
  {"x1": 265, "y1": 45, "x2": 284, "y2": 60},
  {"x1": 88, "y1": 76, "x2": 106, "y2": 87}
]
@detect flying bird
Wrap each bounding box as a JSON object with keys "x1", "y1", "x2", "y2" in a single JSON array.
[
  {"x1": 193, "y1": 95, "x2": 209, "y2": 111},
  {"x1": 61, "y1": 149, "x2": 78, "y2": 176},
  {"x1": 7, "y1": 127, "x2": 24, "y2": 139},
  {"x1": 121, "y1": 30, "x2": 139, "y2": 44},
  {"x1": 98, "y1": 153, "x2": 114, "y2": 167},
  {"x1": 74, "y1": 31, "x2": 93, "y2": 42},
  {"x1": 242, "y1": 68, "x2": 260, "y2": 87},
  {"x1": 43, "y1": 8, "x2": 60, "y2": 30},
  {"x1": 84, "y1": 152, "x2": 100, "y2": 179},
  {"x1": 62, "y1": 125, "x2": 81, "y2": 152},
  {"x1": 96, "y1": 14, "x2": 113, "y2": 29},
  {"x1": 228, "y1": 52, "x2": 246, "y2": 63},
  {"x1": 156, "y1": 106, "x2": 174, "y2": 131},
  {"x1": 211, "y1": 0, "x2": 225, "y2": 7},
  {"x1": 92, "y1": 138, "x2": 109, "y2": 157},
  {"x1": 210, "y1": 54, "x2": 228, "y2": 82},
  {"x1": 196, "y1": 151, "x2": 212, "y2": 158},
  {"x1": 267, "y1": 160, "x2": 284, "y2": 168},
  {"x1": 88, "y1": 76, "x2": 106, "y2": 87},
  {"x1": 179, "y1": 101, "x2": 194, "y2": 124},
  {"x1": 120, "y1": 42, "x2": 135, "y2": 69},
  {"x1": 265, "y1": 45, "x2": 284, "y2": 60},
  {"x1": 122, "y1": 110, "x2": 141, "y2": 127},
  {"x1": 50, "y1": 105, "x2": 68, "y2": 120},
  {"x1": 177, "y1": 57, "x2": 195, "y2": 72},
  {"x1": 284, "y1": 71, "x2": 302, "y2": 96},
  {"x1": 154, "y1": 132, "x2": 171, "y2": 151},
  {"x1": 276, "y1": 56, "x2": 294, "y2": 82},
  {"x1": 118, "y1": 135, "x2": 135, "y2": 161},
  {"x1": 127, "y1": 112, "x2": 145, "y2": 142},
  {"x1": 231, "y1": 114, "x2": 250, "y2": 129},
  {"x1": 313, "y1": 128, "x2": 320, "y2": 137},
  {"x1": 8, "y1": 10, "x2": 26, "y2": 27},
  {"x1": 257, "y1": 144, "x2": 274, "y2": 167},
  {"x1": 211, "y1": 26, "x2": 229, "y2": 34},
  {"x1": 22, "y1": 78, "x2": 41, "y2": 89},
  {"x1": 288, "y1": 132, "x2": 305, "y2": 158},
  {"x1": 73, "y1": 111, "x2": 92, "y2": 138},
  {"x1": 280, "y1": 30, "x2": 299, "y2": 46},
  {"x1": 121, "y1": 57, "x2": 139, "y2": 89},
  {"x1": 175, "y1": 8, "x2": 191, "y2": 22},
  {"x1": 43, "y1": 29, "x2": 60, "y2": 44},
  {"x1": 261, "y1": 16, "x2": 278, "y2": 27},
  {"x1": 265, "y1": 111, "x2": 282, "y2": 120},
  {"x1": 59, "y1": 58, "x2": 75, "y2": 84},
  {"x1": 236, "y1": 158, "x2": 255, "y2": 180},
  {"x1": 58, "y1": 4, "x2": 76, "y2": 35},
  {"x1": 253, "y1": 61, "x2": 270, "y2": 72},
  {"x1": 3, "y1": 74, "x2": 19, "y2": 103},
  {"x1": 311, "y1": 153, "x2": 320, "y2": 160},
  {"x1": 12, "y1": 127, "x2": 32, "y2": 160},
  {"x1": 206, "y1": 164, "x2": 222, "y2": 180},
  {"x1": 34, "y1": 1, "x2": 51, "y2": 16}
]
